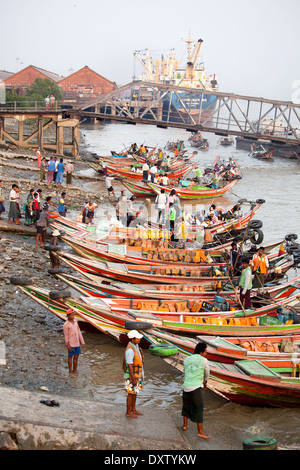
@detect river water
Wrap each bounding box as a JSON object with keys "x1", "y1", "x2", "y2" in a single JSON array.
[{"x1": 74, "y1": 122, "x2": 300, "y2": 449}]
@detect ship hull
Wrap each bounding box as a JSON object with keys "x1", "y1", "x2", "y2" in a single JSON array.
[{"x1": 163, "y1": 91, "x2": 217, "y2": 124}]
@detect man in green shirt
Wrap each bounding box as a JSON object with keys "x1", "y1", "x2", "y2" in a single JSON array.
[
  {"x1": 182, "y1": 342, "x2": 210, "y2": 439},
  {"x1": 238, "y1": 256, "x2": 253, "y2": 309},
  {"x1": 195, "y1": 166, "x2": 203, "y2": 185},
  {"x1": 166, "y1": 202, "x2": 176, "y2": 241}
]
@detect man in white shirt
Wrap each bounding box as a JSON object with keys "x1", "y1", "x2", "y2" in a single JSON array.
[
  {"x1": 161, "y1": 174, "x2": 169, "y2": 186},
  {"x1": 155, "y1": 188, "x2": 167, "y2": 223},
  {"x1": 149, "y1": 164, "x2": 157, "y2": 183},
  {"x1": 105, "y1": 175, "x2": 115, "y2": 197},
  {"x1": 142, "y1": 162, "x2": 149, "y2": 181}
]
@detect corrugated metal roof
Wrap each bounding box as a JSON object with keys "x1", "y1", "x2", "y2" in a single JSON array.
[{"x1": 0, "y1": 70, "x2": 14, "y2": 81}]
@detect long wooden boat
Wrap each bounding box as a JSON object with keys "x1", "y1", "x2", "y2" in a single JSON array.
[
  {"x1": 49, "y1": 197, "x2": 265, "y2": 244},
  {"x1": 59, "y1": 233, "x2": 294, "y2": 283},
  {"x1": 141, "y1": 328, "x2": 300, "y2": 362},
  {"x1": 41, "y1": 280, "x2": 300, "y2": 322},
  {"x1": 56, "y1": 272, "x2": 300, "y2": 303},
  {"x1": 142, "y1": 331, "x2": 300, "y2": 407},
  {"x1": 196, "y1": 334, "x2": 300, "y2": 363},
  {"x1": 17, "y1": 285, "x2": 129, "y2": 344},
  {"x1": 59, "y1": 251, "x2": 295, "y2": 287},
  {"x1": 106, "y1": 162, "x2": 195, "y2": 180},
  {"x1": 147, "y1": 178, "x2": 238, "y2": 200},
  {"x1": 18, "y1": 284, "x2": 300, "y2": 340}
]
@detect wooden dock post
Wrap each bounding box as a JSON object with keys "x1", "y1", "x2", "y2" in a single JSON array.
[{"x1": 0, "y1": 111, "x2": 80, "y2": 157}]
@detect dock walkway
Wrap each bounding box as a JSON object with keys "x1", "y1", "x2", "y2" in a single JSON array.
[{"x1": 0, "y1": 385, "x2": 189, "y2": 451}]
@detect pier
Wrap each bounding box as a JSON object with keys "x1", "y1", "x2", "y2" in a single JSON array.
[{"x1": 0, "y1": 109, "x2": 80, "y2": 157}]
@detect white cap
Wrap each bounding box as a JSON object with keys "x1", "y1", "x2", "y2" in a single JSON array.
[{"x1": 127, "y1": 330, "x2": 143, "y2": 339}]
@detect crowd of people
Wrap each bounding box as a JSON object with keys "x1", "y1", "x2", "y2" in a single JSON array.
[{"x1": 37, "y1": 150, "x2": 74, "y2": 187}]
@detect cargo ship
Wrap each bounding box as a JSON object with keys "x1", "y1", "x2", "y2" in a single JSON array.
[{"x1": 133, "y1": 33, "x2": 219, "y2": 122}]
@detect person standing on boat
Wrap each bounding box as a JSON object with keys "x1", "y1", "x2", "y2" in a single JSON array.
[
  {"x1": 211, "y1": 169, "x2": 219, "y2": 189},
  {"x1": 195, "y1": 166, "x2": 203, "y2": 185},
  {"x1": 123, "y1": 330, "x2": 144, "y2": 418},
  {"x1": 149, "y1": 163, "x2": 157, "y2": 183},
  {"x1": 63, "y1": 308, "x2": 85, "y2": 375},
  {"x1": 155, "y1": 188, "x2": 167, "y2": 224},
  {"x1": 181, "y1": 341, "x2": 210, "y2": 439},
  {"x1": 229, "y1": 241, "x2": 243, "y2": 276},
  {"x1": 166, "y1": 202, "x2": 176, "y2": 241},
  {"x1": 238, "y1": 257, "x2": 252, "y2": 309},
  {"x1": 142, "y1": 161, "x2": 149, "y2": 182},
  {"x1": 251, "y1": 247, "x2": 269, "y2": 288}
]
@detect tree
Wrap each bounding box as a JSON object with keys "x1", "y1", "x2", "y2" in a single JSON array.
[{"x1": 27, "y1": 78, "x2": 63, "y2": 101}]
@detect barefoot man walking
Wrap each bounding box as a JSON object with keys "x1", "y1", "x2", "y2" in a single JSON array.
[{"x1": 181, "y1": 342, "x2": 210, "y2": 439}]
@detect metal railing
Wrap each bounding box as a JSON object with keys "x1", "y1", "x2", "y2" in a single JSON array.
[{"x1": 0, "y1": 100, "x2": 62, "y2": 112}]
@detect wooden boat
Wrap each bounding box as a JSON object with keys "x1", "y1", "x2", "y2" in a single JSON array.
[
  {"x1": 18, "y1": 284, "x2": 300, "y2": 340},
  {"x1": 205, "y1": 359, "x2": 300, "y2": 407},
  {"x1": 147, "y1": 178, "x2": 238, "y2": 200},
  {"x1": 17, "y1": 284, "x2": 131, "y2": 345},
  {"x1": 250, "y1": 145, "x2": 274, "y2": 161},
  {"x1": 52, "y1": 199, "x2": 265, "y2": 248},
  {"x1": 196, "y1": 334, "x2": 300, "y2": 363},
  {"x1": 105, "y1": 161, "x2": 195, "y2": 180},
  {"x1": 59, "y1": 251, "x2": 235, "y2": 284},
  {"x1": 219, "y1": 136, "x2": 234, "y2": 146},
  {"x1": 141, "y1": 328, "x2": 300, "y2": 362},
  {"x1": 59, "y1": 251, "x2": 295, "y2": 286},
  {"x1": 55, "y1": 272, "x2": 300, "y2": 303},
  {"x1": 143, "y1": 330, "x2": 300, "y2": 407},
  {"x1": 58, "y1": 233, "x2": 294, "y2": 283}
]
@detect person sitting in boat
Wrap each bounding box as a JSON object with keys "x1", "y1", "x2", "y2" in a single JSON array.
[
  {"x1": 161, "y1": 174, "x2": 169, "y2": 186},
  {"x1": 207, "y1": 209, "x2": 219, "y2": 224},
  {"x1": 130, "y1": 165, "x2": 137, "y2": 173}
]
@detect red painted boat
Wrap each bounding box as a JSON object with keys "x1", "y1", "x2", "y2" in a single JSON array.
[{"x1": 56, "y1": 272, "x2": 300, "y2": 303}]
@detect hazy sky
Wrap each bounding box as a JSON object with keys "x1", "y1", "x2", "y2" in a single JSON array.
[{"x1": 1, "y1": 0, "x2": 300, "y2": 101}]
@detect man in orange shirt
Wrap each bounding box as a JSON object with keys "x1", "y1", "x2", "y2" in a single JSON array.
[{"x1": 252, "y1": 246, "x2": 269, "y2": 288}]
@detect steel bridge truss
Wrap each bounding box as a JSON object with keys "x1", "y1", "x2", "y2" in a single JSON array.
[{"x1": 78, "y1": 81, "x2": 300, "y2": 144}]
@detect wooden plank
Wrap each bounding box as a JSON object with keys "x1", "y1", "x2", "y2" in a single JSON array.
[{"x1": 234, "y1": 360, "x2": 280, "y2": 378}]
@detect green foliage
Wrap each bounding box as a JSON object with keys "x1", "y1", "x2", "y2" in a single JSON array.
[{"x1": 27, "y1": 78, "x2": 63, "y2": 101}]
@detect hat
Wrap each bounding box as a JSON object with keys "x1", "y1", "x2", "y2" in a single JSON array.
[
  {"x1": 127, "y1": 330, "x2": 143, "y2": 339},
  {"x1": 52, "y1": 229, "x2": 60, "y2": 237},
  {"x1": 66, "y1": 308, "x2": 74, "y2": 315}
]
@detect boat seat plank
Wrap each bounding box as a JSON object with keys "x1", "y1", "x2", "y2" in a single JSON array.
[
  {"x1": 105, "y1": 262, "x2": 128, "y2": 271},
  {"x1": 234, "y1": 360, "x2": 280, "y2": 378},
  {"x1": 197, "y1": 335, "x2": 246, "y2": 352}
]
